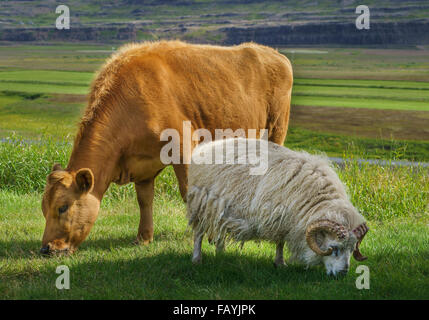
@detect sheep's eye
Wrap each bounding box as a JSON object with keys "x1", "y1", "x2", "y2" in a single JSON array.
[
  {"x1": 331, "y1": 246, "x2": 339, "y2": 256},
  {"x1": 58, "y1": 205, "x2": 68, "y2": 214}
]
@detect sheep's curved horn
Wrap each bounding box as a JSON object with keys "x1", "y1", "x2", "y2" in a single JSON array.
[
  {"x1": 352, "y1": 223, "x2": 369, "y2": 261},
  {"x1": 306, "y1": 220, "x2": 349, "y2": 256}
]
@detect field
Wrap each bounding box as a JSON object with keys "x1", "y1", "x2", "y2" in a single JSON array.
[{"x1": 0, "y1": 43, "x2": 428, "y2": 299}]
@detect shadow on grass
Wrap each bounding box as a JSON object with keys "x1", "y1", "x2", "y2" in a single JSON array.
[
  {"x1": 0, "y1": 235, "x2": 139, "y2": 259},
  {"x1": 0, "y1": 235, "x2": 337, "y2": 299},
  {"x1": 2, "y1": 253, "x2": 331, "y2": 299},
  {"x1": 1, "y1": 231, "x2": 428, "y2": 299}
]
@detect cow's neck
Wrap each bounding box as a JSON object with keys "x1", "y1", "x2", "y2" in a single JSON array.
[{"x1": 66, "y1": 121, "x2": 122, "y2": 201}]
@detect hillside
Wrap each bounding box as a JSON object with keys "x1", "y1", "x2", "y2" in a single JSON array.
[{"x1": 1, "y1": 0, "x2": 429, "y2": 45}]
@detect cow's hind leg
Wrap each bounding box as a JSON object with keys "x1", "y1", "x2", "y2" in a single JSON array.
[
  {"x1": 173, "y1": 163, "x2": 188, "y2": 201},
  {"x1": 192, "y1": 232, "x2": 204, "y2": 264},
  {"x1": 135, "y1": 178, "x2": 155, "y2": 245},
  {"x1": 268, "y1": 91, "x2": 292, "y2": 147}
]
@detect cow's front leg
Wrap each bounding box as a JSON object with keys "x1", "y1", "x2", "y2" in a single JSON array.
[{"x1": 135, "y1": 178, "x2": 155, "y2": 245}]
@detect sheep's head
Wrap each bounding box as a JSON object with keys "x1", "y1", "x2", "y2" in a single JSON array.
[{"x1": 305, "y1": 220, "x2": 369, "y2": 276}]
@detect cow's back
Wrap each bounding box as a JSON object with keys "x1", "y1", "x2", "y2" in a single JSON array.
[
  {"x1": 160, "y1": 42, "x2": 293, "y2": 135},
  {"x1": 87, "y1": 40, "x2": 292, "y2": 147}
]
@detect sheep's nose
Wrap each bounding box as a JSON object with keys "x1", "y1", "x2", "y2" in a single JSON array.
[{"x1": 40, "y1": 245, "x2": 50, "y2": 255}]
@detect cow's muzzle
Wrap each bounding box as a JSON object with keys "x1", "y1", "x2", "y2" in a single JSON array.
[{"x1": 40, "y1": 245, "x2": 50, "y2": 255}]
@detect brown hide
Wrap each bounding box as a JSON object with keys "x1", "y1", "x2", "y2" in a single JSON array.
[{"x1": 40, "y1": 40, "x2": 293, "y2": 254}]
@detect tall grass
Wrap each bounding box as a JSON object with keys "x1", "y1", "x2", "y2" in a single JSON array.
[
  {"x1": 1, "y1": 135, "x2": 427, "y2": 221},
  {"x1": 0, "y1": 135, "x2": 181, "y2": 206},
  {"x1": 286, "y1": 127, "x2": 429, "y2": 162},
  {"x1": 0, "y1": 135, "x2": 70, "y2": 193},
  {"x1": 339, "y1": 160, "x2": 428, "y2": 221}
]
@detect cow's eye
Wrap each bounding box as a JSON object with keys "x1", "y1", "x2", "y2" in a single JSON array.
[{"x1": 58, "y1": 205, "x2": 68, "y2": 214}]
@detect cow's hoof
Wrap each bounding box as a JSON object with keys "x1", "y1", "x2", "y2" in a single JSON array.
[{"x1": 134, "y1": 237, "x2": 153, "y2": 246}]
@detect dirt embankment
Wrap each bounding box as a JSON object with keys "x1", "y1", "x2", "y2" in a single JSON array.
[
  {"x1": 222, "y1": 21, "x2": 429, "y2": 46},
  {"x1": 2, "y1": 21, "x2": 429, "y2": 45}
]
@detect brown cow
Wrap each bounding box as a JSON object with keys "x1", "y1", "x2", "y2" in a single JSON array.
[{"x1": 40, "y1": 40, "x2": 293, "y2": 255}]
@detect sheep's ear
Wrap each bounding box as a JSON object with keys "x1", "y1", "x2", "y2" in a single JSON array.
[{"x1": 75, "y1": 168, "x2": 94, "y2": 194}]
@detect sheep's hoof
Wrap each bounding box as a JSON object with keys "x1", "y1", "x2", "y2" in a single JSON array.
[
  {"x1": 192, "y1": 256, "x2": 202, "y2": 264},
  {"x1": 274, "y1": 260, "x2": 287, "y2": 268},
  {"x1": 216, "y1": 247, "x2": 225, "y2": 256}
]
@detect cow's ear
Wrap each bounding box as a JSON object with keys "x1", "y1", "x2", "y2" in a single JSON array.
[
  {"x1": 75, "y1": 168, "x2": 94, "y2": 194},
  {"x1": 52, "y1": 163, "x2": 63, "y2": 172}
]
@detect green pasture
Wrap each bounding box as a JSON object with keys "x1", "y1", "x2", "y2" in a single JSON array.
[
  {"x1": 0, "y1": 70, "x2": 93, "y2": 85},
  {"x1": 0, "y1": 63, "x2": 429, "y2": 158},
  {"x1": 281, "y1": 47, "x2": 429, "y2": 81},
  {"x1": 1, "y1": 68, "x2": 429, "y2": 111},
  {"x1": 0, "y1": 43, "x2": 428, "y2": 299},
  {"x1": 0, "y1": 93, "x2": 82, "y2": 140},
  {"x1": 285, "y1": 127, "x2": 429, "y2": 162},
  {"x1": 294, "y1": 78, "x2": 429, "y2": 90},
  {"x1": 291, "y1": 95, "x2": 429, "y2": 111},
  {"x1": 0, "y1": 190, "x2": 427, "y2": 299},
  {"x1": 0, "y1": 70, "x2": 92, "y2": 95},
  {"x1": 294, "y1": 84, "x2": 429, "y2": 103},
  {"x1": 292, "y1": 78, "x2": 429, "y2": 111},
  {"x1": 0, "y1": 139, "x2": 428, "y2": 299},
  {"x1": 1, "y1": 91, "x2": 428, "y2": 160}
]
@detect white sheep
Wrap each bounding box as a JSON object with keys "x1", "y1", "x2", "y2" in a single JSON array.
[{"x1": 187, "y1": 138, "x2": 368, "y2": 276}]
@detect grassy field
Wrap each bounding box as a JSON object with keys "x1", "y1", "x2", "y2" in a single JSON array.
[
  {"x1": 281, "y1": 47, "x2": 429, "y2": 81},
  {"x1": 1, "y1": 194, "x2": 428, "y2": 299},
  {"x1": 0, "y1": 139, "x2": 428, "y2": 299},
  {"x1": 0, "y1": 43, "x2": 428, "y2": 299},
  {"x1": 1, "y1": 51, "x2": 429, "y2": 159}
]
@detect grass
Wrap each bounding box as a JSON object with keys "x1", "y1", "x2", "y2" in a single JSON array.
[
  {"x1": 0, "y1": 43, "x2": 428, "y2": 299},
  {"x1": 292, "y1": 82, "x2": 429, "y2": 111},
  {"x1": 282, "y1": 47, "x2": 429, "y2": 81},
  {"x1": 2, "y1": 65, "x2": 429, "y2": 111},
  {"x1": 0, "y1": 138, "x2": 428, "y2": 299},
  {"x1": 0, "y1": 70, "x2": 93, "y2": 85},
  {"x1": 0, "y1": 93, "x2": 83, "y2": 139},
  {"x1": 285, "y1": 127, "x2": 429, "y2": 162},
  {"x1": 0, "y1": 193, "x2": 428, "y2": 299},
  {"x1": 294, "y1": 78, "x2": 429, "y2": 90},
  {"x1": 0, "y1": 70, "x2": 91, "y2": 95},
  {"x1": 292, "y1": 95, "x2": 429, "y2": 112}
]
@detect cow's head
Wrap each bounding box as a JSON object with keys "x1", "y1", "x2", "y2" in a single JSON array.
[
  {"x1": 40, "y1": 164, "x2": 100, "y2": 255},
  {"x1": 306, "y1": 220, "x2": 369, "y2": 276}
]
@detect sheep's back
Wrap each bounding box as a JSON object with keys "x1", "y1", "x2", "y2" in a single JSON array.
[{"x1": 187, "y1": 138, "x2": 351, "y2": 242}]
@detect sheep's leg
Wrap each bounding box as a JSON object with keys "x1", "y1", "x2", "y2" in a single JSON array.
[
  {"x1": 192, "y1": 232, "x2": 204, "y2": 264},
  {"x1": 216, "y1": 241, "x2": 225, "y2": 255},
  {"x1": 274, "y1": 241, "x2": 287, "y2": 267}
]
